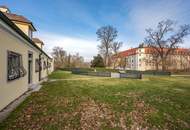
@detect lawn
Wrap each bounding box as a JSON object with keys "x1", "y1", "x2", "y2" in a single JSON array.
[{"x1": 0, "y1": 71, "x2": 190, "y2": 130}]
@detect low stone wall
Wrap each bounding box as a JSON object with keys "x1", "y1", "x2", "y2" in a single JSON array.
[
  {"x1": 72, "y1": 69, "x2": 142, "y2": 79},
  {"x1": 119, "y1": 73, "x2": 142, "y2": 79},
  {"x1": 72, "y1": 70, "x2": 111, "y2": 77},
  {"x1": 111, "y1": 73, "x2": 120, "y2": 78}
]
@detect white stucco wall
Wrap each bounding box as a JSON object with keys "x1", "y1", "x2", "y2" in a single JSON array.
[{"x1": 0, "y1": 18, "x2": 53, "y2": 110}]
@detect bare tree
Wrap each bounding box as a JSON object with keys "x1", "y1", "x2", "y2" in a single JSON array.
[
  {"x1": 144, "y1": 19, "x2": 190, "y2": 71},
  {"x1": 65, "y1": 54, "x2": 71, "y2": 68},
  {"x1": 52, "y1": 47, "x2": 89, "y2": 69},
  {"x1": 70, "y1": 53, "x2": 85, "y2": 68},
  {"x1": 143, "y1": 50, "x2": 160, "y2": 71},
  {"x1": 52, "y1": 46, "x2": 67, "y2": 69},
  {"x1": 119, "y1": 57, "x2": 127, "y2": 70},
  {"x1": 96, "y1": 25, "x2": 118, "y2": 67},
  {"x1": 112, "y1": 42, "x2": 123, "y2": 69}
]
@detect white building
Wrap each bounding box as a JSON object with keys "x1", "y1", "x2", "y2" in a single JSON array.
[{"x1": 0, "y1": 6, "x2": 54, "y2": 111}]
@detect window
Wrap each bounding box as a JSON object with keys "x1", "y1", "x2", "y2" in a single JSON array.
[
  {"x1": 47, "y1": 61, "x2": 48, "y2": 68},
  {"x1": 48, "y1": 62, "x2": 51, "y2": 68},
  {"x1": 7, "y1": 51, "x2": 26, "y2": 81},
  {"x1": 28, "y1": 29, "x2": 32, "y2": 39},
  {"x1": 43, "y1": 61, "x2": 47, "y2": 70},
  {"x1": 35, "y1": 59, "x2": 40, "y2": 72}
]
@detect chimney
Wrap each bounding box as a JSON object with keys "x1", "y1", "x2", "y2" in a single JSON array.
[{"x1": 0, "y1": 6, "x2": 11, "y2": 13}]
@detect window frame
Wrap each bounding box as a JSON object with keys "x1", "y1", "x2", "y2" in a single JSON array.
[
  {"x1": 35, "y1": 59, "x2": 40, "y2": 72},
  {"x1": 7, "y1": 51, "x2": 22, "y2": 81},
  {"x1": 43, "y1": 60, "x2": 47, "y2": 70}
]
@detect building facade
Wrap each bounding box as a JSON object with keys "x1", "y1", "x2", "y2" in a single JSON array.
[
  {"x1": 113, "y1": 47, "x2": 190, "y2": 71},
  {"x1": 0, "y1": 6, "x2": 54, "y2": 111}
]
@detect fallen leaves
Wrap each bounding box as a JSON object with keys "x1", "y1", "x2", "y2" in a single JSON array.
[{"x1": 128, "y1": 100, "x2": 158, "y2": 130}]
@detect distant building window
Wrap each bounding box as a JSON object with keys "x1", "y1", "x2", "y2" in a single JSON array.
[{"x1": 7, "y1": 51, "x2": 26, "y2": 81}]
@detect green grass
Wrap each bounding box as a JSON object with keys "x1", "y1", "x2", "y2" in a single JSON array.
[
  {"x1": 48, "y1": 70, "x2": 93, "y2": 79},
  {"x1": 1, "y1": 71, "x2": 190, "y2": 130}
]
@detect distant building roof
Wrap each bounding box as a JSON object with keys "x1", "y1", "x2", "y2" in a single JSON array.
[
  {"x1": 114, "y1": 47, "x2": 189, "y2": 58},
  {"x1": 3, "y1": 12, "x2": 36, "y2": 31},
  {"x1": 117, "y1": 48, "x2": 138, "y2": 57},
  {"x1": 32, "y1": 38, "x2": 44, "y2": 45}
]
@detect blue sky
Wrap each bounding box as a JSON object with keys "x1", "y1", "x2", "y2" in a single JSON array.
[{"x1": 1, "y1": 0, "x2": 190, "y2": 61}]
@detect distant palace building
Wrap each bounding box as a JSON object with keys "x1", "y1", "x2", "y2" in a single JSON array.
[{"x1": 112, "y1": 46, "x2": 190, "y2": 71}]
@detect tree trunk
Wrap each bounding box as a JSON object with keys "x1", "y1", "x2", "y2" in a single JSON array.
[
  {"x1": 105, "y1": 53, "x2": 110, "y2": 67},
  {"x1": 105, "y1": 56, "x2": 108, "y2": 67},
  {"x1": 161, "y1": 58, "x2": 166, "y2": 71},
  {"x1": 113, "y1": 60, "x2": 116, "y2": 69}
]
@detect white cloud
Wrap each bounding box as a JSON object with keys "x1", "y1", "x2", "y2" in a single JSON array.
[
  {"x1": 128, "y1": 0, "x2": 182, "y2": 35},
  {"x1": 35, "y1": 32, "x2": 99, "y2": 62},
  {"x1": 32, "y1": 0, "x2": 190, "y2": 61},
  {"x1": 125, "y1": 0, "x2": 190, "y2": 47}
]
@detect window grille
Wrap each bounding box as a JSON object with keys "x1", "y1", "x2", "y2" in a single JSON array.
[{"x1": 7, "y1": 51, "x2": 26, "y2": 81}]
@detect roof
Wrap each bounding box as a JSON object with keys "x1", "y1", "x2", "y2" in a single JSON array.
[
  {"x1": 0, "y1": 11, "x2": 51, "y2": 59},
  {"x1": 115, "y1": 48, "x2": 138, "y2": 57},
  {"x1": 144, "y1": 47, "x2": 189, "y2": 54},
  {"x1": 3, "y1": 12, "x2": 36, "y2": 31},
  {"x1": 32, "y1": 38, "x2": 44, "y2": 45},
  {"x1": 114, "y1": 47, "x2": 190, "y2": 58}
]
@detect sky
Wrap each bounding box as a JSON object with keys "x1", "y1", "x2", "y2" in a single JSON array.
[{"x1": 1, "y1": 0, "x2": 190, "y2": 61}]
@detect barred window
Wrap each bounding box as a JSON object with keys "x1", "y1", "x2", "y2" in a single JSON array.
[{"x1": 7, "y1": 51, "x2": 26, "y2": 81}]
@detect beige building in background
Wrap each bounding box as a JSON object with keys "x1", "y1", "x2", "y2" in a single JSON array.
[
  {"x1": 113, "y1": 47, "x2": 190, "y2": 71},
  {"x1": 0, "y1": 6, "x2": 54, "y2": 111}
]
